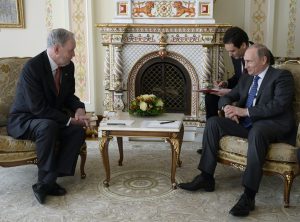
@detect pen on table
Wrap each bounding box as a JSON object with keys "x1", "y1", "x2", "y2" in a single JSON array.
[
  {"x1": 160, "y1": 120, "x2": 175, "y2": 124},
  {"x1": 107, "y1": 123, "x2": 126, "y2": 125}
]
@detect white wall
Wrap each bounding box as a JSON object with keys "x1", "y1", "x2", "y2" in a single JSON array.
[
  {"x1": 0, "y1": 0, "x2": 47, "y2": 57},
  {"x1": 214, "y1": 0, "x2": 245, "y2": 27}
]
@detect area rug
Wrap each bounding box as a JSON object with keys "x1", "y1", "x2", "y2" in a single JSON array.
[
  {"x1": 1, "y1": 140, "x2": 300, "y2": 222},
  {"x1": 99, "y1": 169, "x2": 183, "y2": 201}
]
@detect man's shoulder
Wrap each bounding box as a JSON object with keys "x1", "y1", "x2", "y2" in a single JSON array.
[
  {"x1": 268, "y1": 66, "x2": 292, "y2": 77},
  {"x1": 25, "y1": 51, "x2": 47, "y2": 67}
]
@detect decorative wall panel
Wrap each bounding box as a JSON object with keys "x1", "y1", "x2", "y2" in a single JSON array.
[
  {"x1": 70, "y1": 0, "x2": 89, "y2": 103},
  {"x1": 45, "y1": 0, "x2": 53, "y2": 32},
  {"x1": 287, "y1": 0, "x2": 297, "y2": 56},
  {"x1": 249, "y1": 0, "x2": 267, "y2": 44}
]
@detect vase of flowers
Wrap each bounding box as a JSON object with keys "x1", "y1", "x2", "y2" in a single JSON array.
[{"x1": 129, "y1": 94, "x2": 164, "y2": 116}]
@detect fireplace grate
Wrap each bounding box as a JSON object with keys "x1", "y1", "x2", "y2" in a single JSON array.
[{"x1": 135, "y1": 58, "x2": 191, "y2": 115}]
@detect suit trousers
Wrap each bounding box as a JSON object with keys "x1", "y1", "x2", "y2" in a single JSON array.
[
  {"x1": 204, "y1": 94, "x2": 220, "y2": 119},
  {"x1": 20, "y1": 119, "x2": 85, "y2": 184},
  {"x1": 198, "y1": 116, "x2": 288, "y2": 192}
]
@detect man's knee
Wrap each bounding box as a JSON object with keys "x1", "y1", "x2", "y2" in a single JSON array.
[
  {"x1": 36, "y1": 120, "x2": 59, "y2": 136},
  {"x1": 248, "y1": 126, "x2": 268, "y2": 141},
  {"x1": 206, "y1": 116, "x2": 222, "y2": 127}
]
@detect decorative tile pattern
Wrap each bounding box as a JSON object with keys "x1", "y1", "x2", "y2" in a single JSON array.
[
  {"x1": 117, "y1": 1, "x2": 129, "y2": 15},
  {"x1": 98, "y1": 24, "x2": 228, "y2": 120},
  {"x1": 131, "y1": 1, "x2": 197, "y2": 18}
]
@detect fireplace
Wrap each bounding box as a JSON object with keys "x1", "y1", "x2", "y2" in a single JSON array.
[
  {"x1": 97, "y1": 24, "x2": 230, "y2": 124},
  {"x1": 97, "y1": 0, "x2": 230, "y2": 140}
]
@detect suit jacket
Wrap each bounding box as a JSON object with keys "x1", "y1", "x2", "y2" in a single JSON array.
[
  {"x1": 7, "y1": 51, "x2": 85, "y2": 138},
  {"x1": 227, "y1": 57, "x2": 244, "y2": 89},
  {"x1": 218, "y1": 66, "x2": 296, "y2": 144}
]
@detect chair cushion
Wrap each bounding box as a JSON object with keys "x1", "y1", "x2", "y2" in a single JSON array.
[
  {"x1": 219, "y1": 136, "x2": 299, "y2": 163},
  {"x1": 0, "y1": 135, "x2": 36, "y2": 152}
]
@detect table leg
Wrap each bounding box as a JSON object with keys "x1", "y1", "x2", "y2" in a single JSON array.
[
  {"x1": 166, "y1": 132, "x2": 182, "y2": 189},
  {"x1": 100, "y1": 131, "x2": 112, "y2": 187},
  {"x1": 177, "y1": 125, "x2": 184, "y2": 167},
  {"x1": 116, "y1": 137, "x2": 123, "y2": 166}
]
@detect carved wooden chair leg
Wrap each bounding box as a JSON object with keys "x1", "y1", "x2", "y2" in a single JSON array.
[
  {"x1": 79, "y1": 142, "x2": 87, "y2": 179},
  {"x1": 283, "y1": 171, "x2": 295, "y2": 208}
]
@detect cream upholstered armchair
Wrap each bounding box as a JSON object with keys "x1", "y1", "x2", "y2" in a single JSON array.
[
  {"x1": 0, "y1": 57, "x2": 87, "y2": 178},
  {"x1": 218, "y1": 60, "x2": 300, "y2": 207}
]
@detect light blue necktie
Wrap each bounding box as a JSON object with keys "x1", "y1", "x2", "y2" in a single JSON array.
[{"x1": 242, "y1": 76, "x2": 260, "y2": 128}]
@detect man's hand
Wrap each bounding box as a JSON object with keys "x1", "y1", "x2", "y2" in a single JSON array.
[
  {"x1": 72, "y1": 108, "x2": 90, "y2": 127},
  {"x1": 223, "y1": 105, "x2": 248, "y2": 124},
  {"x1": 214, "y1": 80, "x2": 228, "y2": 88},
  {"x1": 210, "y1": 88, "x2": 231, "y2": 96}
]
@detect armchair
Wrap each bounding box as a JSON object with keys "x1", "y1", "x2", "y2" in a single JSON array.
[
  {"x1": 217, "y1": 60, "x2": 300, "y2": 207},
  {"x1": 0, "y1": 57, "x2": 87, "y2": 178}
]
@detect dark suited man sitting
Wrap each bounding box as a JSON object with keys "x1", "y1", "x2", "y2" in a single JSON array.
[
  {"x1": 198, "y1": 27, "x2": 274, "y2": 154},
  {"x1": 179, "y1": 44, "x2": 296, "y2": 217},
  {"x1": 7, "y1": 28, "x2": 90, "y2": 204}
]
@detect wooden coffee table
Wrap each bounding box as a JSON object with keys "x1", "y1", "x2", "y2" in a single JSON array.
[{"x1": 99, "y1": 112, "x2": 184, "y2": 189}]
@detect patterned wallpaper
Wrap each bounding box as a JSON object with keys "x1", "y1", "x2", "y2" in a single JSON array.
[
  {"x1": 246, "y1": 0, "x2": 298, "y2": 57},
  {"x1": 69, "y1": 0, "x2": 89, "y2": 103},
  {"x1": 287, "y1": 0, "x2": 297, "y2": 56},
  {"x1": 45, "y1": 0, "x2": 89, "y2": 103},
  {"x1": 249, "y1": 0, "x2": 267, "y2": 44},
  {"x1": 45, "y1": 0, "x2": 53, "y2": 32}
]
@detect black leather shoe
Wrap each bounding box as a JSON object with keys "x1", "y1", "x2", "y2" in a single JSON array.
[
  {"x1": 178, "y1": 174, "x2": 215, "y2": 191},
  {"x1": 48, "y1": 183, "x2": 67, "y2": 196},
  {"x1": 229, "y1": 193, "x2": 255, "y2": 217},
  {"x1": 197, "y1": 149, "x2": 202, "y2": 154},
  {"x1": 32, "y1": 183, "x2": 47, "y2": 204}
]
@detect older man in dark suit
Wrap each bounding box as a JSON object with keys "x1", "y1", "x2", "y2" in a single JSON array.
[
  {"x1": 179, "y1": 44, "x2": 296, "y2": 217},
  {"x1": 7, "y1": 28, "x2": 90, "y2": 204}
]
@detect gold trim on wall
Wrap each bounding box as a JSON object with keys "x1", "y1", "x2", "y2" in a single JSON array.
[
  {"x1": 0, "y1": 0, "x2": 25, "y2": 28},
  {"x1": 45, "y1": 0, "x2": 53, "y2": 32},
  {"x1": 286, "y1": 0, "x2": 297, "y2": 56}
]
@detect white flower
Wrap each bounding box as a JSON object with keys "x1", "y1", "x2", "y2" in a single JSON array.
[
  {"x1": 156, "y1": 98, "x2": 164, "y2": 107},
  {"x1": 140, "y1": 101, "x2": 148, "y2": 111}
]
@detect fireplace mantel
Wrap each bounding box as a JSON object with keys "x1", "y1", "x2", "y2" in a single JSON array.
[{"x1": 97, "y1": 23, "x2": 230, "y2": 127}]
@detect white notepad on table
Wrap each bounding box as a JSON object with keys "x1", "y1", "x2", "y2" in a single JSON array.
[
  {"x1": 102, "y1": 120, "x2": 135, "y2": 126},
  {"x1": 143, "y1": 120, "x2": 181, "y2": 128}
]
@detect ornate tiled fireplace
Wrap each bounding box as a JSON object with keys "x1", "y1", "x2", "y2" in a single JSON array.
[{"x1": 97, "y1": 0, "x2": 230, "y2": 140}]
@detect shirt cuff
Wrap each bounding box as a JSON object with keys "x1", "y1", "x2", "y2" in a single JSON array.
[
  {"x1": 246, "y1": 108, "x2": 250, "y2": 117},
  {"x1": 66, "y1": 117, "x2": 72, "y2": 126}
]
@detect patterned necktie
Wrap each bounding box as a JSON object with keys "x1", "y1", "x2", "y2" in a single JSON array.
[
  {"x1": 54, "y1": 67, "x2": 61, "y2": 95},
  {"x1": 242, "y1": 75, "x2": 260, "y2": 128}
]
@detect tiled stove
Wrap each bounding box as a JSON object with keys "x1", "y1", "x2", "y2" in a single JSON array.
[{"x1": 97, "y1": 0, "x2": 230, "y2": 141}]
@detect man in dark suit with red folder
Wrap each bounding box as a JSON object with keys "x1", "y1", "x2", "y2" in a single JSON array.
[{"x1": 7, "y1": 28, "x2": 90, "y2": 204}]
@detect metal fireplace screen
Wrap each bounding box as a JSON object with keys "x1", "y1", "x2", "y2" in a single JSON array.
[{"x1": 135, "y1": 58, "x2": 191, "y2": 115}]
